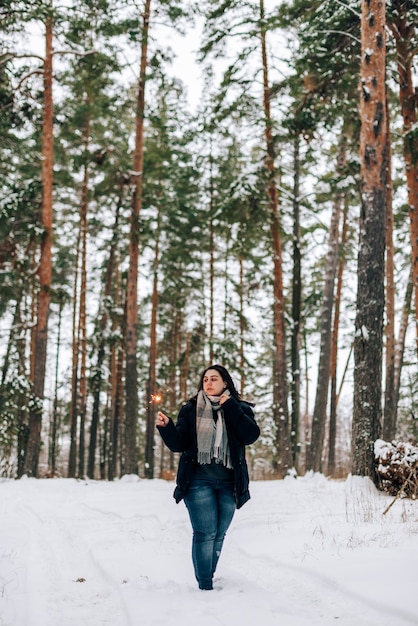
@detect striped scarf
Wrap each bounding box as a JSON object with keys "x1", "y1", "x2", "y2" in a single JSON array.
[{"x1": 196, "y1": 390, "x2": 232, "y2": 469}]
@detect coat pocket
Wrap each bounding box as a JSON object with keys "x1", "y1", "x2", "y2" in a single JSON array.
[{"x1": 174, "y1": 451, "x2": 196, "y2": 502}]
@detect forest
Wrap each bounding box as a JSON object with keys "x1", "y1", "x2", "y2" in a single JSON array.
[{"x1": 0, "y1": 0, "x2": 417, "y2": 483}]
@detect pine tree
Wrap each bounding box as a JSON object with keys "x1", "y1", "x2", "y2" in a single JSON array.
[
  {"x1": 328, "y1": 200, "x2": 349, "y2": 476},
  {"x1": 24, "y1": 3, "x2": 54, "y2": 476},
  {"x1": 383, "y1": 98, "x2": 397, "y2": 441},
  {"x1": 124, "y1": 0, "x2": 151, "y2": 476},
  {"x1": 352, "y1": 0, "x2": 387, "y2": 478},
  {"x1": 308, "y1": 135, "x2": 347, "y2": 473},
  {"x1": 387, "y1": 1, "x2": 418, "y2": 355}
]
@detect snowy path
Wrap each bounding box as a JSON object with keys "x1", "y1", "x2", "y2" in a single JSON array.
[{"x1": 1, "y1": 475, "x2": 417, "y2": 626}]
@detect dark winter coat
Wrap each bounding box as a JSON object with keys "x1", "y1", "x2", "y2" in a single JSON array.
[{"x1": 157, "y1": 396, "x2": 260, "y2": 509}]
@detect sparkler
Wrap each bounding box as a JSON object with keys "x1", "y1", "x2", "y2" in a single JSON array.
[{"x1": 149, "y1": 386, "x2": 173, "y2": 405}]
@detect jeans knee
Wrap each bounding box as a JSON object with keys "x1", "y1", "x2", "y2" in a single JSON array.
[
  {"x1": 193, "y1": 529, "x2": 216, "y2": 544},
  {"x1": 215, "y1": 531, "x2": 226, "y2": 543}
]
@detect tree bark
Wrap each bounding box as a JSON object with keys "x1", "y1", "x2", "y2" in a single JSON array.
[
  {"x1": 383, "y1": 98, "x2": 397, "y2": 441},
  {"x1": 1, "y1": 296, "x2": 29, "y2": 477},
  {"x1": 144, "y1": 199, "x2": 161, "y2": 479},
  {"x1": 88, "y1": 190, "x2": 123, "y2": 479},
  {"x1": 260, "y1": 0, "x2": 292, "y2": 476},
  {"x1": 291, "y1": 133, "x2": 301, "y2": 468},
  {"x1": 352, "y1": 0, "x2": 387, "y2": 479},
  {"x1": 238, "y1": 257, "x2": 246, "y2": 395},
  {"x1": 328, "y1": 197, "x2": 349, "y2": 476},
  {"x1": 108, "y1": 259, "x2": 123, "y2": 481},
  {"x1": 16, "y1": 301, "x2": 29, "y2": 479},
  {"x1": 388, "y1": 5, "x2": 418, "y2": 353},
  {"x1": 393, "y1": 271, "x2": 413, "y2": 422},
  {"x1": 209, "y1": 143, "x2": 215, "y2": 364},
  {"x1": 124, "y1": 0, "x2": 151, "y2": 475},
  {"x1": 49, "y1": 297, "x2": 63, "y2": 476},
  {"x1": 24, "y1": 13, "x2": 53, "y2": 477},
  {"x1": 308, "y1": 134, "x2": 346, "y2": 473},
  {"x1": 77, "y1": 114, "x2": 90, "y2": 479},
  {"x1": 68, "y1": 231, "x2": 80, "y2": 478}
]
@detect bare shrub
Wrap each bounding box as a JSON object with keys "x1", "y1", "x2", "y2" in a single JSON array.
[{"x1": 374, "y1": 439, "x2": 418, "y2": 498}]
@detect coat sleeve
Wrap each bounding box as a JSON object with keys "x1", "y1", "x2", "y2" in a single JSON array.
[
  {"x1": 222, "y1": 397, "x2": 260, "y2": 446},
  {"x1": 156, "y1": 403, "x2": 194, "y2": 453}
]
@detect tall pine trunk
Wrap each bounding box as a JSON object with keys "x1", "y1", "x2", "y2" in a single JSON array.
[
  {"x1": 49, "y1": 296, "x2": 63, "y2": 476},
  {"x1": 17, "y1": 300, "x2": 29, "y2": 478},
  {"x1": 24, "y1": 13, "x2": 53, "y2": 476},
  {"x1": 393, "y1": 273, "x2": 413, "y2": 412},
  {"x1": 208, "y1": 144, "x2": 215, "y2": 363},
  {"x1": 88, "y1": 191, "x2": 123, "y2": 478},
  {"x1": 352, "y1": 0, "x2": 387, "y2": 478},
  {"x1": 167, "y1": 312, "x2": 180, "y2": 472},
  {"x1": 389, "y1": 6, "x2": 418, "y2": 353},
  {"x1": 77, "y1": 115, "x2": 90, "y2": 479},
  {"x1": 238, "y1": 257, "x2": 246, "y2": 395},
  {"x1": 383, "y1": 100, "x2": 397, "y2": 441},
  {"x1": 328, "y1": 199, "x2": 349, "y2": 476},
  {"x1": 2, "y1": 296, "x2": 29, "y2": 477},
  {"x1": 124, "y1": 0, "x2": 151, "y2": 475},
  {"x1": 1, "y1": 297, "x2": 21, "y2": 390},
  {"x1": 144, "y1": 200, "x2": 161, "y2": 479},
  {"x1": 308, "y1": 134, "x2": 346, "y2": 473},
  {"x1": 68, "y1": 232, "x2": 80, "y2": 478},
  {"x1": 260, "y1": 0, "x2": 291, "y2": 476},
  {"x1": 108, "y1": 258, "x2": 123, "y2": 481},
  {"x1": 291, "y1": 132, "x2": 301, "y2": 468}
]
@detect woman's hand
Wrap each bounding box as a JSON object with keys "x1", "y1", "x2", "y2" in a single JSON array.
[
  {"x1": 219, "y1": 392, "x2": 231, "y2": 405},
  {"x1": 156, "y1": 411, "x2": 169, "y2": 427}
]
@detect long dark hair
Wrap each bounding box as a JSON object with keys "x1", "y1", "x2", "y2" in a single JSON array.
[{"x1": 193, "y1": 364, "x2": 241, "y2": 401}]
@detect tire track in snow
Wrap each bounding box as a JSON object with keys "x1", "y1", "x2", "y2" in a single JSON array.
[
  {"x1": 225, "y1": 535, "x2": 418, "y2": 626},
  {"x1": 15, "y1": 498, "x2": 133, "y2": 626}
]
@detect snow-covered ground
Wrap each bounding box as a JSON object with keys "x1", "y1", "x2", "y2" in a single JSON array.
[{"x1": 1, "y1": 474, "x2": 417, "y2": 626}]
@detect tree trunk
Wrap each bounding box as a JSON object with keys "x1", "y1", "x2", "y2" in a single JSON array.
[
  {"x1": 183, "y1": 332, "x2": 190, "y2": 400},
  {"x1": 2, "y1": 296, "x2": 29, "y2": 478},
  {"x1": 308, "y1": 134, "x2": 346, "y2": 473},
  {"x1": 16, "y1": 300, "x2": 29, "y2": 479},
  {"x1": 108, "y1": 259, "x2": 123, "y2": 481},
  {"x1": 260, "y1": 0, "x2": 292, "y2": 476},
  {"x1": 389, "y1": 6, "x2": 418, "y2": 353},
  {"x1": 77, "y1": 115, "x2": 90, "y2": 480},
  {"x1": 238, "y1": 257, "x2": 245, "y2": 395},
  {"x1": 49, "y1": 297, "x2": 63, "y2": 476},
  {"x1": 383, "y1": 99, "x2": 397, "y2": 441},
  {"x1": 144, "y1": 200, "x2": 161, "y2": 479},
  {"x1": 223, "y1": 236, "x2": 230, "y2": 342},
  {"x1": 169, "y1": 311, "x2": 180, "y2": 472},
  {"x1": 291, "y1": 132, "x2": 301, "y2": 468},
  {"x1": 124, "y1": 0, "x2": 151, "y2": 475},
  {"x1": 88, "y1": 190, "x2": 123, "y2": 478},
  {"x1": 328, "y1": 198, "x2": 349, "y2": 476},
  {"x1": 24, "y1": 13, "x2": 53, "y2": 477},
  {"x1": 1, "y1": 297, "x2": 21, "y2": 389},
  {"x1": 393, "y1": 271, "x2": 413, "y2": 425},
  {"x1": 352, "y1": 0, "x2": 387, "y2": 479},
  {"x1": 109, "y1": 343, "x2": 124, "y2": 481},
  {"x1": 68, "y1": 231, "x2": 80, "y2": 478},
  {"x1": 209, "y1": 145, "x2": 215, "y2": 364}
]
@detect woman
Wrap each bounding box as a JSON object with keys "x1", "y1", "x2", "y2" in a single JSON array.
[{"x1": 156, "y1": 364, "x2": 260, "y2": 591}]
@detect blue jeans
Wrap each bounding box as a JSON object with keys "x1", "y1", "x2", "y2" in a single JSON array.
[{"x1": 184, "y1": 475, "x2": 236, "y2": 590}]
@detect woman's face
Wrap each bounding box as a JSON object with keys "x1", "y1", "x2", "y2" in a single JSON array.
[{"x1": 203, "y1": 369, "x2": 227, "y2": 396}]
